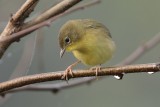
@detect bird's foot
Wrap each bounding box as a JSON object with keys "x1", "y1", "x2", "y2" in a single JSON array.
[
  {"x1": 61, "y1": 60, "x2": 81, "y2": 82},
  {"x1": 90, "y1": 65, "x2": 101, "y2": 80},
  {"x1": 61, "y1": 65, "x2": 74, "y2": 81}
]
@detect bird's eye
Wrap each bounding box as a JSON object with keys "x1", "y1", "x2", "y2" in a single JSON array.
[{"x1": 64, "y1": 36, "x2": 71, "y2": 44}]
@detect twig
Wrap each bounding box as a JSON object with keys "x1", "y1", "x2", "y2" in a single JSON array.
[
  {"x1": 22, "y1": 0, "x2": 83, "y2": 29},
  {"x1": 0, "y1": 0, "x2": 101, "y2": 96},
  {"x1": 0, "y1": 0, "x2": 159, "y2": 96},
  {"x1": 5, "y1": 77, "x2": 95, "y2": 93},
  {"x1": 0, "y1": 0, "x2": 39, "y2": 37},
  {"x1": 119, "y1": 32, "x2": 160, "y2": 65},
  {"x1": 4, "y1": 30, "x2": 160, "y2": 94},
  {"x1": 0, "y1": 0, "x2": 39, "y2": 58},
  {"x1": 0, "y1": 0, "x2": 101, "y2": 43},
  {"x1": 0, "y1": 63, "x2": 160, "y2": 94},
  {"x1": 0, "y1": 0, "x2": 84, "y2": 59}
]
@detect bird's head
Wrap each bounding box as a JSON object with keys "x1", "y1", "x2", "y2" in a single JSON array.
[{"x1": 59, "y1": 20, "x2": 84, "y2": 58}]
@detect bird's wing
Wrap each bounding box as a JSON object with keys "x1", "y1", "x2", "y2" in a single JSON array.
[{"x1": 82, "y1": 19, "x2": 112, "y2": 38}]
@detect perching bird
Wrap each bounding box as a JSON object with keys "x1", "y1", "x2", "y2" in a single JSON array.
[{"x1": 59, "y1": 19, "x2": 116, "y2": 80}]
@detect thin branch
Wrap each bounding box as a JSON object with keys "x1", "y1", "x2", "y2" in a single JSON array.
[
  {"x1": 5, "y1": 78, "x2": 95, "y2": 93},
  {"x1": 22, "y1": 0, "x2": 83, "y2": 29},
  {"x1": 0, "y1": 0, "x2": 159, "y2": 96},
  {"x1": 0, "y1": 0, "x2": 39, "y2": 58},
  {"x1": 0, "y1": 63, "x2": 160, "y2": 94},
  {"x1": 0, "y1": 0, "x2": 39, "y2": 37},
  {"x1": 119, "y1": 32, "x2": 160, "y2": 65},
  {"x1": 3, "y1": 30, "x2": 160, "y2": 94},
  {"x1": 0, "y1": 0, "x2": 101, "y2": 43},
  {"x1": 0, "y1": 0, "x2": 101, "y2": 96},
  {"x1": 0, "y1": 0, "x2": 100, "y2": 59}
]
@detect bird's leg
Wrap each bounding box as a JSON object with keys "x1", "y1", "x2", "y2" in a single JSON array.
[
  {"x1": 90, "y1": 65, "x2": 101, "y2": 79},
  {"x1": 62, "y1": 60, "x2": 81, "y2": 81}
]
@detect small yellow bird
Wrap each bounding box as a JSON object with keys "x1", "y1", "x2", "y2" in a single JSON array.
[{"x1": 59, "y1": 19, "x2": 116, "y2": 80}]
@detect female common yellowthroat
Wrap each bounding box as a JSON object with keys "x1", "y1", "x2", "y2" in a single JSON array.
[{"x1": 59, "y1": 19, "x2": 116, "y2": 80}]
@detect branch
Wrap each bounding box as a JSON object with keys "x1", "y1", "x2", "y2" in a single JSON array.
[
  {"x1": 19, "y1": 32, "x2": 160, "y2": 94},
  {"x1": 0, "y1": 0, "x2": 39, "y2": 37},
  {"x1": 0, "y1": 0, "x2": 101, "y2": 43},
  {"x1": 119, "y1": 32, "x2": 160, "y2": 65},
  {"x1": 4, "y1": 78, "x2": 95, "y2": 93},
  {"x1": 0, "y1": 0, "x2": 101, "y2": 96},
  {"x1": 0, "y1": 0, "x2": 84, "y2": 59},
  {"x1": 0, "y1": 0, "x2": 159, "y2": 96},
  {"x1": 0, "y1": 63, "x2": 159, "y2": 94},
  {"x1": 22, "y1": 0, "x2": 83, "y2": 29},
  {"x1": 0, "y1": 0, "x2": 39, "y2": 58}
]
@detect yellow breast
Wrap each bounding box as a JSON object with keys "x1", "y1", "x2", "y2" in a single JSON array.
[{"x1": 71, "y1": 33, "x2": 115, "y2": 66}]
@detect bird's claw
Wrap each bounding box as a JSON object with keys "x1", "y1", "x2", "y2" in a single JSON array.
[
  {"x1": 61, "y1": 66, "x2": 74, "y2": 81},
  {"x1": 90, "y1": 66, "x2": 101, "y2": 80},
  {"x1": 61, "y1": 60, "x2": 80, "y2": 82}
]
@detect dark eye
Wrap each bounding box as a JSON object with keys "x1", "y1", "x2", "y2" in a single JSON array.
[{"x1": 64, "y1": 36, "x2": 71, "y2": 44}]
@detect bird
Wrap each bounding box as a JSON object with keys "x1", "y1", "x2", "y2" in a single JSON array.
[{"x1": 59, "y1": 19, "x2": 116, "y2": 80}]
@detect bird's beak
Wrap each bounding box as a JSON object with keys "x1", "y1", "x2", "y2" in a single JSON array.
[{"x1": 60, "y1": 48, "x2": 66, "y2": 58}]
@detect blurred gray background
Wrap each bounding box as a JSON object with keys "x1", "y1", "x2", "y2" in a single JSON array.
[{"x1": 0, "y1": 0, "x2": 160, "y2": 107}]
